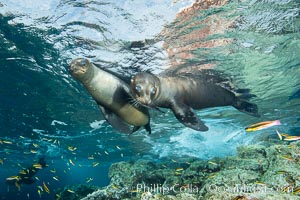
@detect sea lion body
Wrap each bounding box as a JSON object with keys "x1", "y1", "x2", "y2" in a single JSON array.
[
  {"x1": 6, "y1": 157, "x2": 47, "y2": 186},
  {"x1": 130, "y1": 72, "x2": 259, "y2": 131},
  {"x1": 69, "y1": 58, "x2": 151, "y2": 134}
]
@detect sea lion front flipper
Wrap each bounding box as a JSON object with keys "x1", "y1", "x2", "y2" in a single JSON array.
[
  {"x1": 144, "y1": 123, "x2": 151, "y2": 134},
  {"x1": 130, "y1": 123, "x2": 151, "y2": 135},
  {"x1": 171, "y1": 103, "x2": 209, "y2": 131},
  {"x1": 98, "y1": 105, "x2": 132, "y2": 134}
]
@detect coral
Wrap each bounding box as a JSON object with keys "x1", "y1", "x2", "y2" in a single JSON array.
[
  {"x1": 78, "y1": 141, "x2": 300, "y2": 200},
  {"x1": 56, "y1": 184, "x2": 97, "y2": 200}
]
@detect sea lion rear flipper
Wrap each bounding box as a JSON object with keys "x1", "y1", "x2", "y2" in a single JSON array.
[
  {"x1": 233, "y1": 99, "x2": 260, "y2": 117},
  {"x1": 130, "y1": 123, "x2": 151, "y2": 135},
  {"x1": 171, "y1": 103, "x2": 208, "y2": 131},
  {"x1": 98, "y1": 105, "x2": 132, "y2": 134}
]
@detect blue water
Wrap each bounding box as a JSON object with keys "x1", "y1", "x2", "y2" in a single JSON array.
[{"x1": 0, "y1": 0, "x2": 299, "y2": 199}]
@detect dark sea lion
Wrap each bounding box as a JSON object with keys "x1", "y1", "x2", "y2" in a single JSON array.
[
  {"x1": 130, "y1": 72, "x2": 259, "y2": 131},
  {"x1": 69, "y1": 58, "x2": 151, "y2": 134},
  {"x1": 6, "y1": 157, "x2": 47, "y2": 187}
]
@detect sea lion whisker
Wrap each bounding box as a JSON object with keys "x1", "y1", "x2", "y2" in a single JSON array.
[{"x1": 129, "y1": 98, "x2": 144, "y2": 108}]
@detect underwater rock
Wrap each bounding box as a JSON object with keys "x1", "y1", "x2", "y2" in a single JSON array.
[
  {"x1": 56, "y1": 184, "x2": 97, "y2": 200},
  {"x1": 80, "y1": 141, "x2": 300, "y2": 200}
]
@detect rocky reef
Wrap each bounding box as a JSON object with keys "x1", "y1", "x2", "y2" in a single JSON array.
[{"x1": 56, "y1": 141, "x2": 300, "y2": 200}]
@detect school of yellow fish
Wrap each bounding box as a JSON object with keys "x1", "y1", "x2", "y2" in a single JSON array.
[
  {"x1": 1, "y1": 119, "x2": 299, "y2": 198},
  {"x1": 0, "y1": 135, "x2": 127, "y2": 199}
]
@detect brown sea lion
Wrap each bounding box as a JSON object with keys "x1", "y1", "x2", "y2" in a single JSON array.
[
  {"x1": 130, "y1": 72, "x2": 259, "y2": 131},
  {"x1": 69, "y1": 58, "x2": 151, "y2": 134}
]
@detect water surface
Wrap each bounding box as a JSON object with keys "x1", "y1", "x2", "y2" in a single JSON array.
[{"x1": 0, "y1": 0, "x2": 299, "y2": 199}]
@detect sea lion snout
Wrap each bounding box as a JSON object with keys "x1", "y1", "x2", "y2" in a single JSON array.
[{"x1": 69, "y1": 58, "x2": 89, "y2": 75}]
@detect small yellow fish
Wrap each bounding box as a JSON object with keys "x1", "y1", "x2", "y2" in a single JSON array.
[
  {"x1": 232, "y1": 195, "x2": 246, "y2": 200},
  {"x1": 88, "y1": 155, "x2": 94, "y2": 160},
  {"x1": 282, "y1": 155, "x2": 294, "y2": 161},
  {"x1": 293, "y1": 187, "x2": 300, "y2": 194},
  {"x1": 0, "y1": 159, "x2": 4, "y2": 165},
  {"x1": 245, "y1": 120, "x2": 281, "y2": 132},
  {"x1": 69, "y1": 159, "x2": 75, "y2": 166},
  {"x1": 275, "y1": 129, "x2": 282, "y2": 140},
  {"x1": 111, "y1": 184, "x2": 118, "y2": 189},
  {"x1": 171, "y1": 159, "x2": 177, "y2": 163},
  {"x1": 86, "y1": 178, "x2": 93, "y2": 183},
  {"x1": 53, "y1": 176, "x2": 59, "y2": 181},
  {"x1": 33, "y1": 143, "x2": 39, "y2": 148},
  {"x1": 43, "y1": 182, "x2": 50, "y2": 194},
  {"x1": 68, "y1": 146, "x2": 77, "y2": 151},
  {"x1": 93, "y1": 162, "x2": 99, "y2": 167},
  {"x1": 281, "y1": 133, "x2": 290, "y2": 137},
  {"x1": 175, "y1": 168, "x2": 184, "y2": 172},
  {"x1": 185, "y1": 162, "x2": 191, "y2": 165},
  {"x1": 37, "y1": 189, "x2": 42, "y2": 198},
  {"x1": 19, "y1": 136, "x2": 25, "y2": 139},
  {"x1": 175, "y1": 172, "x2": 181, "y2": 175},
  {"x1": 67, "y1": 189, "x2": 75, "y2": 193},
  {"x1": 208, "y1": 161, "x2": 218, "y2": 166},
  {"x1": 255, "y1": 181, "x2": 267, "y2": 186},
  {"x1": 276, "y1": 170, "x2": 288, "y2": 175},
  {"x1": 37, "y1": 185, "x2": 43, "y2": 191},
  {"x1": 208, "y1": 173, "x2": 216, "y2": 179},
  {"x1": 19, "y1": 170, "x2": 27, "y2": 175},
  {"x1": 33, "y1": 163, "x2": 43, "y2": 169},
  {"x1": 6, "y1": 176, "x2": 20, "y2": 181},
  {"x1": 35, "y1": 176, "x2": 40, "y2": 181},
  {"x1": 15, "y1": 182, "x2": 21, "y2": 191},
  {"x1": 3, "y1": 140, "x2": 12, "y2": 144},
  {"x1": 50, "y1": 169, "x2": 56, "y2": 173},
  {"x1": 30, "y1": 150, "x2": 38, "y2": 154}
]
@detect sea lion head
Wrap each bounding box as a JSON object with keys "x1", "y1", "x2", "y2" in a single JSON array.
[
  {"x1": 130, "y1": 72, "x2": 160, "y2": 106},
  {"x1": 69, "y1": 58, "x2": 93, "y2": 82}
]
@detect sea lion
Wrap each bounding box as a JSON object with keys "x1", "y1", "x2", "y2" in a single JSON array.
[
  {"x1": 69, "y1": 58, "x2": 151, "y2": 134},
  {"x1": 6, "y1": 157, "x2": 47, "y2": 187},
  {"x1": 130, "y1": 72, "x2": 259, "y2": 131}
]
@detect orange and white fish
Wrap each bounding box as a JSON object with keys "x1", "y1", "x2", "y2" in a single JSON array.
[
  {"x1": 245, "y1": 120, "x2": 281, "y2": 132},
  {"x1": 283, "y1": 136, "x2": 300, "y2": 141}
]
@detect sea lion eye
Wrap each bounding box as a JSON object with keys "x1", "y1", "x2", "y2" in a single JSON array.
[
  {"x1": 79, "y1": 59, "x2": 87, "y2": 66},
  {"x1": 150, "y1": 87, "x2": 156, "y2": 95},
  {"x1": 135, "y1": 85, "x2": 142, "y2": 93}
]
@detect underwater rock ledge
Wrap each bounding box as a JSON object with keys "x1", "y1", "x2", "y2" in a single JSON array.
[{"x1": 56, "y1": 142, "x2": 300, "y2": 200}]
